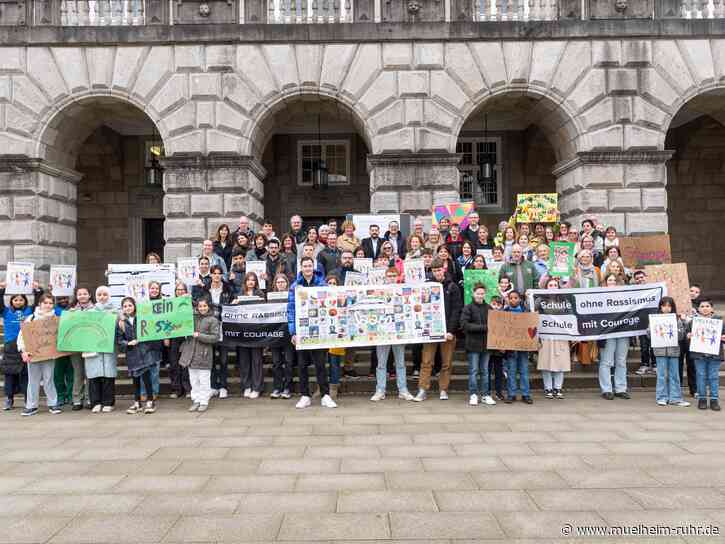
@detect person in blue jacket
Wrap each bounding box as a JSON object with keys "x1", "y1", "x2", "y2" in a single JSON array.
[
  {"x1": 288, "y1": 256, "x2": 336, "y2": 410},
  {"x1": 1, "y1": 281, "x2": 42, "y2": 410}
]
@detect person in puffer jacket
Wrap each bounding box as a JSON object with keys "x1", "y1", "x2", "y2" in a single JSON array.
[{"x1": 179, "y1": 297, "x2": 219, "y2": 413}]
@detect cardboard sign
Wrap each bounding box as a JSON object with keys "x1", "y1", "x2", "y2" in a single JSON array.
[
  {"x1": 5, "y1": 262, "x2": 34, "y2": 295},
  {"x1": 49, "y1": 265, "x2": 77, "y2": 297},
  {"x1": 619, "y1": 234, "x2": 671, "y2": 268},
  {"x1": 649, "y1": 313, "x2": 679, "y2": 349},
  {"x1": 487, "y1": 310, "x2": 539, "y2": 351},
  {"x1": 57, "y1": 310, "x2": 118, "y2": 353},
  {"x1": 689, "y1": 316, "x2": 723, "y2": 356},
  {"x1": 432, "y1": 202, "x2": 475, "y2": 230},
  {"x1": 644, "y1": 263, "x2": 691, "y2": 314},
  {"x1": 548, "y1": 242, "x2": 576, "y2": 278},
  {"x1": 463, "y1": 269, "x2": 499, "y2": 304},
  {"x1": 20, "y1": 317, "x2": 70, "y2": 362},
  {"x1": 515, "y1": 193, "x2": 558, "y2": 223},
  {"x1": 136, "y1": 295, "x2": 194, "y2": 342}
]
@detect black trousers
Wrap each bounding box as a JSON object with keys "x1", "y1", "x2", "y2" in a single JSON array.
[
  {"x1": 133, "y1": 370, "x2": 153, "y2": 402},
  {"x1": 272, "y1": 343, "x2": 294, "y2": 392},
  {"x1": 640, "y1": 335, "x2": 654, "y2": 367},
  {"x1": 3, "y1": 369, "x2": 27, "y2": 400},
  {"x1": 239, "y1": 347, "x2": 264, "y2": 393},
  {"x1": 487, "y1": 355, "x2": 505, "y2": 396},
  {"x1": 298, "y1": 349, "x2": 329, "y2": 397},
  {"x1": 168, "y1": 340, "x2": 191, "y2": 395},
  {"x1": 680, "y1": 341, "x2": 697, "y2": 396},
  {"x1": 88, "y1": 377, "x2": 115, "y2": 407}
]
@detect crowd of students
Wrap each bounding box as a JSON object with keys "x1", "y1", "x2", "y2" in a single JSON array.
[{"x1": 1, "y1": 213, "x2": 722, "y2": 415}]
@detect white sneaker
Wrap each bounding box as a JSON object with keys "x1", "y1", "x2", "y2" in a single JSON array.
[
  {"x1": 657, "y1": 399, "x2": 668, "y2": 406},
  {"x1": 398, "y1": 391, "x2": 415, "y2": 401},
  {"x1": 248, "y1": 391, "x2": 260, "y2": 399},
  {"x1": 188, "y1": 402, "x2": 200, "y2": 412},
  {"x1": 413, "y1": 390, "x2": 427, "y2": 402},
  {"x1": 672, "y1": 400, "x2": 691, "y2": 407},
  {"x1": 440, "y1": 390, "x2": 449, "y2": 400},
  {"x1": 210, "y1": 389, "x2": 219, "y2": 398},
  {"x1": 321, "y1": 394, "x2": 338, "y2": 408},
  {"x1": 91, "y1": 404, "x2": 102, "y2": 413},
  {"x1": 635, "y1": 366, "x2": 648, "y2": 375},
  {"x1": 482, "y1": 395, "x2": 496, "y2": 406},
  {"x1": 370, "y1": 391, "x2": 386, "y2": 402},
  {"x1": 243, "y1": 388, "x2": 252, "y2": 398},
  {"x1": 219, "y1": 388, "x2": 228, "y2": 399},
  {"x1": 469, "y1": 394, "x2": 479, "y2": 406},
  {"x1": 296, "y1": 396, "x2": 312, "y2": 409},
  {"x1": 101, "y1": 406, "x2": 114, "y2": 413}
]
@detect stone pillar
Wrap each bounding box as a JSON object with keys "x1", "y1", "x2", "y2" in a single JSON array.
[
  {"x1": 162, "y1": 153, "x2": 266, "y2": 261},
  {"x1": 367, "y1": 152, "x2": 461, "y2": 217},
  {"x1": 554, "y1": 151, "x2": 672, "y2": 235},
  {"x1": 0, "y1": 156, "x2": 80, "y2": 284}
]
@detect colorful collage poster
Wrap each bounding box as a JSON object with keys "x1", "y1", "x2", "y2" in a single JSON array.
[
  {"x1": 432, "y1": 202, "x2": 475, "y2": 230},
  {"x1": 548, "y1": 241, "x2": 576, "y2": 278},
  {"x1": 649, "y1": 313, "x2": 679, "y2": 349},
  {"x1": 5, "y1": 262, "x2": 34, "y2": 294},
  {"x1": 689, "y1": 316, "x2": 723, "y2": 356},
  {"x1": 515, "y1": 193, "x2": 558, "y2": 223},
  {"x1": 294, "y1": 282, "x2": 447, "y2": 350},
  {"x1": 49, "y1": 265, "x2": 77, "y2": 297}
]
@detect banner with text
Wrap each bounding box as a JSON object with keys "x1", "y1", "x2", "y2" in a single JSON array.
[
  {"x1": 295, "y1": 282, "x2": 447, "y2": 350},
  {"x1": 527, "y1": 283, "x2": 666, "y2": 341},
  {"x1": 136, "y1": 295, "x2": 194, "y2": 342},
  {"x1": 221, "y1": 302, "x2": 288, "y2": 348}
]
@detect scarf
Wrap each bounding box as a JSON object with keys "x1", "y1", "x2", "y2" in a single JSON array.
[
  {"x1": 255, "y1": 247, "x2": 266, "y2": 258},
  {"x1": 576, "y1": 263, "x2": 597, "y2": 288},
  {"x1": 95, "y1": 301, "x2": 116, "y2": 312},
  {"x1": 74, "y1": 301, "x2": 94, "y2": 311},
  {"x1": 33, "y1": 306, "x2": 55, "y2": 320}
]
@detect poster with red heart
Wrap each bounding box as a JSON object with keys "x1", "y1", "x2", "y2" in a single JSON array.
[{"x1": 486, "y1": 310, "x2": 540, "y2": 351}]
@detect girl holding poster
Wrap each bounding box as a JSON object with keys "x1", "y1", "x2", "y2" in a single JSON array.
[
  {"x1": 117, "y1": 297, "x2": 156, "y2": 415},
  {"x1": 69, "y1": 287, "x2": 95, "y2": 411},
  {"x1": 648, "y1": 297, "x2": 689, "y2": 407},
  {"x1": 179, "y1": 297, "x2": 219, "y2": 413},
  {"x1": 688, "y1": 297, "x2": 724, "y2": 411},
  {"x1": 84, "y1": 286, "x2": 118, "y2": 413}
]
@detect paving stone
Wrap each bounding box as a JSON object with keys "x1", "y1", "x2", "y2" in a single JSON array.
[
  {"x1": 454, "y1": 443, "x2": 536, "y2": 456},
  {"x1": 391, "y1": 512, "x2": 504, "y2": 539},
  {"x1": 305, "y1": 446, "x2": 381, "y2": 458},
  {"x1": 412, "y1": 432, "x2": 483, "y2": 445},
  {"x1": 528, "y1": 489, "x2": 644, "y2": 511},
  {"x1": 340, "y1": 457, "x2": 424, "y2": 473},
  {"x1": 580, "y1": 454, "x2": 670, "y2": 469},
  {"x1": 164, "y1": 514, "x2": 282, "y2": 542},
  {"x1": 471, "y1": 471, "x2": 570, "y2": 490},
  {"x1": 0, "y1": 495, "x2": 49, "y2": 516},
  {"x1": 337, "y1": 491, "x2": 438, "y2": 513},
  {"x1": 226, "y1": 446, "x2": 305, "y2": 459},
  {"x1": 87, "y1": 461, "x2": 180, "y2": 476},
  {"x1": 278, "y1": 513, "x2": 390, "y2": 540},
  {"x1": 501, "y1": 455, "x2": 590, "y2": 471},
  {"x1": 0, "y1": 516, "x2": 74, "y2": 544},
  {"x1": 343, "y1": 434, "x2": 413, "y2": 446},
  {"x1": 647, "y1": 468, "x2": 725, "y2": 487},
  {"x1": 20, "y1": 476, "x2": 125, "y2": 494},
  {"x1": 380, "y1": 445, "x2": 456, "y2": 458},
  {"x1": 258, "y1": 458, "x2": 341, "y2": 474},
  {"x1": 421, "y1": 456, "x2": 507, "y2": 472},
  {"x1": 38, "y1": 494, "x2": 145, "y2": 515},
  {"x1": 50, "y1": 515, "x2": 178, "y2": 543},
  {"x1": 206, "y1": 474, "x2": 297, "y2": 492},
  {"x1": 151, "y1": 447, "x2": 230, "y2": 460},
  {"x1": 605, "y1": 441, "x2": 689, "y2": 455},
  {"x1": 113, "y1": 475, "x2": 209, "y2": 494},
  {"x1": 527, "y1": 442, "x2": 605, "y2": 455},
  {"x1": 296, "y1": 473, "x2": 386, "y2": 491},
  {"x1": 172, "y1": 460, "x2": 261, "y2": 475},
  {"x1": 387, "y1": 471, "x2": 477, "y2": 490},
  {"x1": 494, "y1": 511, "x2": 606, "y2": 538},
  {"x1": 623, "y1": 487, "x2": 725, "y2": 510},
  {"x1": 237, "y1": 492, "x2": 337, "y2": 512},
  {"x1": 557, "y1": 469, "x2": 662, "y2": 488},
  {"x1": 134, "y1": 493, "x2": 241, "y2": 514},
  {"x1": 0, "y1": 477, "x2": 38, "y2": 493},
  {"x1": 434, "y1": 490, "x2": 538, "y2": 512}
]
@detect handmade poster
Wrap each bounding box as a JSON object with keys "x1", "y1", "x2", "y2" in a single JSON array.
[
  {"x1": 487, "y1": 310, "x2": 539, "y2": 351},
  {"x1": 432, "y1": 202, "x2": 475, "y2": 230},
  {"x1": 125, "y1": 274, "x2": 153, "y2": 302},
  {"x1": 344, "y1": 271, "x2": 366, "y2": 286},
  {"x1": 49, "y1": 265, "x2": 77, "y2": 297},
  {"x1": 107, "y1": 264, "x2": 175, "y2": 308},
  {"x1": 463, "y1": 269, "x2": 500, "y2": 304},
  {"x1": 366, "y1": 268, "x2": 387, "y2": 286},
  {"x1": 294, "y1": 282, "x2": 447, "y2": 350},
  {"x1": 515, "y1": 193, "x2": 558, "y2": 223},
  {"x1": 246, "y1": 261, "x2": 267, "y2": 290},
  {"x1": 177, "y1": 258, "x2": 200, "y2": 288},
  {"x1": 351, "y1": 214, "x2": 400, "y2": 238},
  {"x1": 689, "y1": 316, "x2": 723, "y2": 356},
  {"x1": 221, "y1": 302, "x2": 288, "y2": 348},
  {"x1": 57, "y1": 310, "x2": 118, "y2": 353},
  {"x1": 353, "y1": 258, "x2": 373, "y2": 276},
  {"x1": 404, "y1": 259, "x2": 426, "y2": 284},
  {"x1": 527, "y1": 282, "x2": 666, "y2": 341},
  {"x1": 477, "y1": 249, "x2": 493, "y2": 263},
  {"x1": 649, "y1": 313, "x2": 679, "y2": 349},
  {"x1": 548, "y1": 242, "x2": 576, "y2": 278},
  {"x1": 486, "y1": 260, "x2": 505, "y2": 275},
  {"x1": 20, "y1": 317, "x2": 70, "y2": 362},
  {"x1": 5, "y1": 262, "x2": 34, "y2": 295},
  {"x1": 619, "y1": 234, "x2": 672, "y2": 268},
  {"x1": 136, "y1": 295, "x2": 194, "y2": 342},
  {"x1": 643, "y1": 263, "x2": 691, "y2": 314}
]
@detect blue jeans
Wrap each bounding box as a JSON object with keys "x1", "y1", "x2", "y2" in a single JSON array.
[
  {"x1": 656, "y1": 356, "x2": 683, "y2": 403},
  {"x1": 467, "y1": 351, "x2": 490, "y2": 396},
  {"x1": 328, "y1": 354, "x2": 342, "y2": 385},
  {"x1": 140, "y1": 362, "x2": 160, "y2": 397},
  {"x1": 599, "y1": 337, "x2": 629, "y2": 394},
  {"x1": 375, "y1": 344, "x2": 408, "y2": 393},
  {"x1": 505, "y1": 352, "x2": 530, "y2": 398},
  {"x1": 695, "y1": 356, "x2": 721, "y2": 400}
]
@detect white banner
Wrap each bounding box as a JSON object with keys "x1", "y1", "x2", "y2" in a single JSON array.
[{"x1": 107, "y1": 264, "x2": 175, "y2": 308}]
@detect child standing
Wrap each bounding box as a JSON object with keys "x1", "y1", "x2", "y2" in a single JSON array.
[
  {"x1": 69, "y1": 287, "x2": 94, "y2": 410},
  {"x1": 117, "y1": 297, "x2": 157, "y2": 415},
  {"x1": 269, "y1": 274, "x2": 295, "y2": 400},
  {"x1": 503, "y1": 290, "x2": 532, "y2": 404},
  {"x1": 460, "y1": 283, "x2": 495, "y2": 406},
  {"x1": 688, "y1": 297, "x2": 723, "y2": 411},
  {"x1": 323, "y1": 274, "x2": 344, "y2": 400},
  {"x1": 84, "y1": 286, "x2": 118, "y2": 413},
  {"x1": 17, "y1": 293, "x2": 62, "y2": 416},
  {"x1": 168, "y1": 282, "x2": 192, "y2": 399},
  {"x1": 536, "y1": 278, "x2": 570, "y2": 399},
  {"x1": 180, "y1": 297, "x2": 219, "y2": 412},
  {"x1": 52, "y1": 294, "x2": 73, "y2": 406},
  {"x1": 650, "y1": 296, "x2": 689, "y2": 407},
  {"x1": 486, "y1": 296, "x2": 506, "y2": 400}
]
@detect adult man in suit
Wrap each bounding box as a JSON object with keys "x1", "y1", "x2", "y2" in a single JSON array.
[{"x1": 361, "y1": 224, "x2": 383, "y2": 260}]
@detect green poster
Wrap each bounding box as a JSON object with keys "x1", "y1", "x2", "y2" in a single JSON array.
[
  {"x1": 548, "y1": 241, "x2": 576, "y2": 277},
  {"x1": 136, "y1": 295, "x2": 194, "y2": 342},
  {"x1": 57, "y1": 310, "x2": 118, "y2": 353},
  {"x1": 463, "y1": 269, "x2": 500, "y2": 305}
]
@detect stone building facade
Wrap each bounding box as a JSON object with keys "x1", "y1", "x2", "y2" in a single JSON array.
[{"x1": 1, "y1": 3, "x2": 725, "y2": 289}]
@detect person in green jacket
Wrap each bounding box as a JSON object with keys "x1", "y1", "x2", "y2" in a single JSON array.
[{"x1": 498, "y1": 244, "x2": 540, "y2": 294}]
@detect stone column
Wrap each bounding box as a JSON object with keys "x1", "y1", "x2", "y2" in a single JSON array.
[
  {"x1": 0, "y1": 156, "x2": 80, "y2": 284},
  {"x1": 367, "y1": 152, "x2": 461, "y2": 217},
  {"x1": 162, "y1": 152, "x2": 266, "y2": 261},
  {"x1": 554, "y1": 151, "x2": 672, "y2": 235}
]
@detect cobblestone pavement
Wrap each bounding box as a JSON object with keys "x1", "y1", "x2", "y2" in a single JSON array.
[{"x1": 0, "y1": 392, "x2": 724, "y2": 543}]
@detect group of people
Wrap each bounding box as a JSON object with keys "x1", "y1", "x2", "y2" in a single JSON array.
[{"x1": 1, "y1": 212, "x2": 722, "y2": 415}]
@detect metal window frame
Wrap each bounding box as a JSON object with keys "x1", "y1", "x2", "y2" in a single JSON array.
[
  {"x1": 297, "y1": 139, "x2": 351, "y2": 187},
  {"x1": 456, "y1": 136, "x2": 503, "y2": 209}
]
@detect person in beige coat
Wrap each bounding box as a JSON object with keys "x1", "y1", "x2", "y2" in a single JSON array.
[
  {"x1": 336, "y1": 220, "x2": 361, "y2": 253},
  {"x1": 536, "y1": 277, "x2": 571, "y2": 399}
]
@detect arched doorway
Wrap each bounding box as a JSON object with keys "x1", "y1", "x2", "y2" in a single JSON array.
[
  {"x1": 455, "y1": 92, "x2": 578, "y2": 228},
  {"x1": 665, "y1": 89, "x2": 725, "y2": 294},
  {"x1": 39, "y1": 97, "x2": 166, "y2": 286},
  {"x1": 251, "y1": 95, "x2": 372, "y2": 231}
]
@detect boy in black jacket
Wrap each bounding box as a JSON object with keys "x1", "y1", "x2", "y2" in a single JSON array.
[{"x1": 460, "y1": 283, "x2": 496, "y2": 406}]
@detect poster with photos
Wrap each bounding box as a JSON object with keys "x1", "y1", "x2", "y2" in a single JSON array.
[{"x1": 294, "y1": 282, "x2": 448, "y2": 350}]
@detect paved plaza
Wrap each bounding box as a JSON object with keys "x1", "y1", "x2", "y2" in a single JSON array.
[{"x1": 0, "y1": 392, "x2": 724, "y2": 543}]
